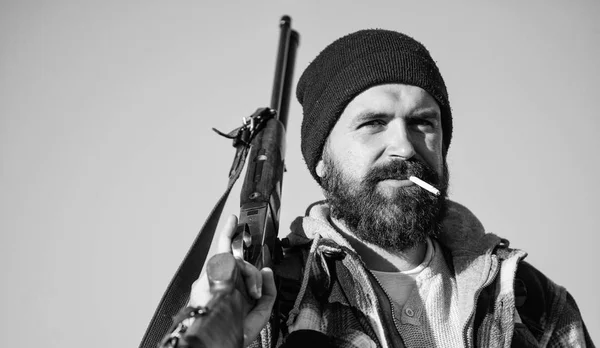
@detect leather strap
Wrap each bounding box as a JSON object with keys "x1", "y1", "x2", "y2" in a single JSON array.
[{"x1": 139, "y1": 108, "x2": 272, "y2": 348}]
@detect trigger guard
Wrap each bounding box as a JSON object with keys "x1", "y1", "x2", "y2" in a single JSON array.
[{"x1": 231, "y1": 223, "x2": 251, "y2": 259}]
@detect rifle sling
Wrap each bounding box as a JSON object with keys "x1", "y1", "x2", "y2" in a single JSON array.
[{"x1": 139, "y1": 140, "x2": 252, "y2": 348}]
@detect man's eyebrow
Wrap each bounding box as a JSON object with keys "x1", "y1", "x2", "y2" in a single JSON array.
[
  {"x1": 352, "y1": 111, "x2": 391, "y2": 124},
  {"x1": 408, "y1": 108, "x2": 440, "y2": 119},
  {"x1": 350, "y1": 108, "x2": 440, "y2": 125}
]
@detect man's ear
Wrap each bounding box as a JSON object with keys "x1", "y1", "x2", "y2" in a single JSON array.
[{"x1": 315, "y1": 159, "x2": 326, "y2": 178}]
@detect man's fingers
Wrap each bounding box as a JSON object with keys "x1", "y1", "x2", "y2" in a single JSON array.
[
  {"x1": 242, "y1": 267, "x2": 277, "y2": 347},
  {"x1": 253, "y1": 266, "x2": 263, "y2": 298},
  {"x1": 249, "y1": 268, "x2": 276, "y2": 315},
  {"x1": 258, "y1": 267, "x2": 276, "y2": 302},
  {"x1": 188, "y1": 274, "x2": 209, "y2": 307},
  {"x1": 188, "y1": 214, "x2": 238, "y2": 309},
  {"x1": 216, "y1": 214, "x2": 238, "y2": 253},
  {"x1": 237, "y1": 259, "x2": 262, "y2": 299}
]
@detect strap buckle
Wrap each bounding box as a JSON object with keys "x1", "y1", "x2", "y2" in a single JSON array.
[{"x1": 213, "y1": 107, "x2": 276, "y2": 147}]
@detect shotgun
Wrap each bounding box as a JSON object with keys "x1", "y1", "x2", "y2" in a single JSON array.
[
  {"x1": 232, "y1": 13, "x2": 299, "y2": 278},
  {"x1": 224, "y1": 14, "x2": 299, "y2": 345},
  {"x1": 140, "y1": 15, "x2": 299, "y2": 348}
]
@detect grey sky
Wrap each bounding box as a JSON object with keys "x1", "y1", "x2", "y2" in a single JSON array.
[{"x1": 1, "y1": 1, "x2": 598, "y2": 346}]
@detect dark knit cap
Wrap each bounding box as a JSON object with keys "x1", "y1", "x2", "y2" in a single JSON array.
[{"x1": 296, "y1": 29, "x2": 452, "y2": 183}]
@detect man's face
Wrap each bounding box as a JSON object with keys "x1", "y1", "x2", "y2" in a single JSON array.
[{"x1": 317, "y1": 83, "x2": 449, "y2": 251}]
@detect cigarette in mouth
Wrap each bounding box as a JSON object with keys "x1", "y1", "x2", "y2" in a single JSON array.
[{"x1": 409, "y1": 176, "x2": 440, "y2": 196}]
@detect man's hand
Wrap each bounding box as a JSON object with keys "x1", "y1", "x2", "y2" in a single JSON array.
[{"x1": 189, "y1": 215, "x2": 277, "y2": 347}]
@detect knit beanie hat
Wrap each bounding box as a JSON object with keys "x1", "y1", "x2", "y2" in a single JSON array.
[{"x1": 296, "y1": 29, "x2": 452, "y2": 183}]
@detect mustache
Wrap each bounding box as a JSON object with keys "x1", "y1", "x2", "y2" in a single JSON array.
[{"x1": 364, "y1": 159, "x2": 438, "y2": 186}]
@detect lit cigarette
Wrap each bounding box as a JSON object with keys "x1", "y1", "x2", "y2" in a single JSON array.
[{"x1": 409, "y1": 176, "x2": 440, "y2": 196}]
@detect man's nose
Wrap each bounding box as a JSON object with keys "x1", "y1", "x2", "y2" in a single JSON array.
[{"x1": 384, "y1": 122, "x2": 415, "y2": 160}]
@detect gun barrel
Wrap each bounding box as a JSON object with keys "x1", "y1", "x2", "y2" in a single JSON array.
[
  {"x1": 239, "y1": 16, "x2": 299, "y2": 268},
  {"x1": 270, "y1": 16, "x2": 300, "y2": 130}
]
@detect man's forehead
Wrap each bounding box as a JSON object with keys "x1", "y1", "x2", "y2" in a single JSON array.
[{"x1": 341, "y1": 83, "x2": 441, "y2": 119}]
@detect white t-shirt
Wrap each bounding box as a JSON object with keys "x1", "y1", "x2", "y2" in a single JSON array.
[
  {"x1": 370, "y1": 236, "x2": 435, "y2": 310},
  {"x1": 370, "y1": 237, "x2": 463, "y2": 347}
]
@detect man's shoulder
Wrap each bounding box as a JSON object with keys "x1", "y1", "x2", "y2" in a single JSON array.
[
  {"x1": 513, "y1": 261, "x2": 596, "y2": 346},
  {"x1": 514, "y1": 260, "x2": 562, "y2": 321},
  {"x1": 478, "y1": 255, "x2": 594, "y2": 346}
]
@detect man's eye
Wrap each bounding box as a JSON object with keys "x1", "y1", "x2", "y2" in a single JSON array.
[
  {"x1": 412, "y1": 119, "x2": 435, "y2": 130},
  {"x1": 360, "y1": 119, "x2": 386, "y2": 128}
]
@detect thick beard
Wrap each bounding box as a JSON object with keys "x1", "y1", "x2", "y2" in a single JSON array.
[{"x1": 320, "y1": 154, "x2": 449, "y2": 252}]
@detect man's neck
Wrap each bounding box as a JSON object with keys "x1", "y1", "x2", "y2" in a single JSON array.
[{"x1": 330, "y1": 216, "x2": 428, "y2": 272}]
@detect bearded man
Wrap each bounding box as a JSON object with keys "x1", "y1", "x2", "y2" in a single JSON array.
[{"x1": 190, "y1": 29, "x2": 594, "y2": 348}]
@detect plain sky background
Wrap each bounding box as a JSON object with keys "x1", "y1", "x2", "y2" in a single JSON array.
[{"x1": 1, "y1": 1, "x2": 598, "y2": 346}]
